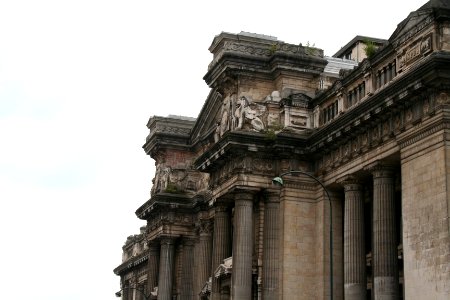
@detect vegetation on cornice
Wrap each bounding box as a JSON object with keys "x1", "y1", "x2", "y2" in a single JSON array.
[
  {"x1": 263, "y1": 123, "x2": 283, "y2": 141},
  {"x1": 268, "y1": 43, "x2": 280, "y2": 55},
  {"x1": 363, "y1": 39, "x2": 377, "y2": 59},
  {"x1": 164, "y1": 183, "x2": 185, "y2": 194},
  {"x1": 305, "y1": 41, "x2": 318, "y2": 56}
]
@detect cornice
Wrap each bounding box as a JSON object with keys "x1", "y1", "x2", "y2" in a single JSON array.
[
  {"x1": 193, "y1": 130, "x2": 308, "y2": 172},
  {"x1": 113, "y1": 251, "x2": 148, "y2": 276},
  {"x1": 135, "y1": 193, "x2": 198, "y2": 220},
  {"x1": 396, "y1": 110, "x2": 450, "y2": 149}
]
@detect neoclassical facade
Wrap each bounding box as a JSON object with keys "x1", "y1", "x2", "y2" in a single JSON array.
[{"x1": 114, "y1": 1, "x2": 450, "y2": 299}]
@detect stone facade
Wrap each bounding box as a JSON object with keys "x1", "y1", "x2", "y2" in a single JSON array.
[{"x1": 114, "y1": 1, "x2": 450, "y2": 299}]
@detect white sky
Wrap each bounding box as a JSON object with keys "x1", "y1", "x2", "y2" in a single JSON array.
[{"x1": 0, "y1": 0, "x2": 427, "y2": 299}]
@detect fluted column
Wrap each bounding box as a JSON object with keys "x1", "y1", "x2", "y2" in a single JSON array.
[
  {"x1": 180, "y1": 238, "x2": 195, "y2": 300},
  {"x1": 195, "y1": 219, "x2": 213, "y2": 298},
  {"x1": 372, "y1": 166, "x2": 399, "y2": 300},
  {"x1": 211, "y1": 202, "x2": 232, "y2": 300},
  {"x1": 158, "y1": 238, "x2": 175, "y2": 300},
  {"x1": 146, "y1": 241, "x2": 160, "y2": 296},
  {"x1": 262, "y1": 190, "x2": 280, "y2": 300},
  {"x1": 232, "y1": 190, "x2": 254, "y2": 299},
  {"x1": 343, "y1": 179, "x2": 366, "y2": 300}
]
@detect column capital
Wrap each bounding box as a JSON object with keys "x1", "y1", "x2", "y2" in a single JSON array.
[
  {"x1": 365, "y1": 161, "x2": 396, "y2": 177},
  {"x1": 337, "y1": 175, "x2": 363, "y2": 191},
  {"x1": 263, "y1": 188, "x2": 280, "y2": 203},
  {"x1": 182, "y1": 237, "x2": 196, "y2": 247},
  {"x1": 233, "y1": 188, "x2": 256, "y2": 202},
  {"x1": 147, "y1": 239, "x2": 160, "y2": 250},
  {"x1": 196, "y1": 218, "x2": 213, "y2": 235},
  {"x1": 214, "y1": 201, "x2": 229, "y2": 213},
  {"x1": 160, "y1": 237, "x2": 175, "y2": 246}
]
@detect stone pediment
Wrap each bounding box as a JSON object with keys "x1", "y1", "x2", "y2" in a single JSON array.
[{"x1": 389, "y1": 7, "x2": 434, "y2": 49}]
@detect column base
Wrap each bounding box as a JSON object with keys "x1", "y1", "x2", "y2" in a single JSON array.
[
  {"x1": 344, "y1": 283, "x2": 366, "y2": 300},
  {"x1": 374, "y1": 276, "x2": 399, "y2": 300}
]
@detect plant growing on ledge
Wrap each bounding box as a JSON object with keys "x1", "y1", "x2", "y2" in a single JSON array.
[
  {"x1": 268, "y1": 43, "x2": 279, "y2": 55},
  {"x1": 305, "y1": 41, "x2": 317, "y2": 56},
  {"x1": 363, "y1": 39, "x2": 377, "y2": 59},
  {"x1": 263, "y1": 123, "x2": 283, "y2": 141},
  {"x1": 164, "y1": 183, "x2": 184, "y2": 194}
]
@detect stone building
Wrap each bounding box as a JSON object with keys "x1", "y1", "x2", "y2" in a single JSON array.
[{"x1": 114, "y1": 1, "x2": 450, "y2": 299}]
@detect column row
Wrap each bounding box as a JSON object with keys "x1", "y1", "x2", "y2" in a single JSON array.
[
  {"x1": 342, "y1": 165, "x2": 400, "y2": 300},
  {"x1": 145, "y1": 188, "x2": 280, "y2": 300}
]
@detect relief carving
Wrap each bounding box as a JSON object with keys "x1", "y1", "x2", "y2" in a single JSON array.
[
  {"x1": 234, "y1": 96, "x2": 266, "y2": 131},
  {"x1": 436, "y1": 92, "x2": 449, "y2": 105},
  {"x1": 219, "y1": 94, "x2": 233, "y2": 137},
  {"x1": 151, "y1": 165, "x2": 171, "y2": 195},
  {"x1": 151, "y1": 165, "x2": 209, "y2": 195},
  {"x1": 253, "y1": 158, "x2": 274, "y2": 172}
]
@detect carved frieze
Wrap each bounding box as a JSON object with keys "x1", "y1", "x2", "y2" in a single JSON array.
[
  {"x1": 315, "y1": 87, "x2": 448, "y2": 174},
  {"x1": 147, "y1": 210, "x2": 194, "y2": 233},
  {"x1": 151, "y1": 164, "x2": 209, "y2": 196}
]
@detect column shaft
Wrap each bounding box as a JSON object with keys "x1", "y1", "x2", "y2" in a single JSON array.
[
  {"x1": 343, "y1": 181, "x2": 366, "y2": 300},
  {"x1": 157, "y1": 238, "x2": 175, "y2": 300},
  {"x1": 372, "y1": 168, "x2": 399, "y2": 300},
  {"x1": 146, "y1": 241, "x2": 160, "y2": 296},
  {"x1": 211, "y1": 203, "x2": 231, "y2": 300},
  {"x1": 231, "y1": 190, "x2": 254, "y2": 299},
  {"x1": 180, "y1": 239, "x2": 195, "y2": 300},
  {"x1": 262, "y1": 191, "x2": 280, "y2": 300},
  {"x1": 195, "y1": 220, "x2": 213, "y2": 298}
]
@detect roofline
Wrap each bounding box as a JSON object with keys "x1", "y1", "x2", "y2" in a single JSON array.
[{"x1": 333, "y1": 35, "x2": 388, "y2": 58}]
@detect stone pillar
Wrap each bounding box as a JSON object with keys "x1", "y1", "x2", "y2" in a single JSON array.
[
  {"x1": 343, "y1": 179, "x2": 366, "y2": 300},
  {"x1": 195, "y1": 219, "x2": 213, "y2": 298},
  {"x1": 231, "y1": 190, "x2": 254, "y2": 299},
  {"x1": 262, "y1": 190, "x2": 280, "y2": 300},
  {"x1": 158, "y1": 238, "x2": 175, "y2": 300},
  {"x1": 220, "y1": 286, "x2": 230, "y2": 300},
  {"x1": 372, "y1": 166, "x2": 399, "y2": 300},
  {"x1": 211, "y1": 203, "x2": 232, "y2": 300},
  {"x1": 146, "y1": 241, "x2": 160, "y2": 296},
  {"x1": 180, "y1": 238, "x2": 195, "y2": 300}
]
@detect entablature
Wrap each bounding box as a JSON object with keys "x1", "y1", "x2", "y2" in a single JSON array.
[
  {"x1": 114, "y1": 250, "x2": 148, "y2": 276},
  {"x1": 136, "y1": 192, "x2": 202, "y2": 220},
  {"x1": 143, "y1": 115, "x2": 195, "y2": 157},
  {"x1": 309, "y1": 52, "x2": 450, "y2": 161},
  {"x1": 204, "y1": 32, "x2": 327, "y2": 90},
  {"x1": 193, "y1": 130, "x2": 308, "y2": 173}
]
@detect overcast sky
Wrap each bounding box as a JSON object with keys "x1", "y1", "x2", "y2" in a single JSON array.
[{"x1": 0, "y1": 0, "x2": 427, "y2": 299}]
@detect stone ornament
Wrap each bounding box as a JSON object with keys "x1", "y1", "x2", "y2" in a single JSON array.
[{"x1": 234, "y1": 96, "x2": 266, "y2": 132}]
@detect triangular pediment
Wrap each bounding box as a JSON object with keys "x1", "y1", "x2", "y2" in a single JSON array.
[
  {"x1": 190, "y1": 88, "x2": 224, "y2": 145},
  {"x1": 389, "y1": 2, "x2": 443, "y2": 48}
]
